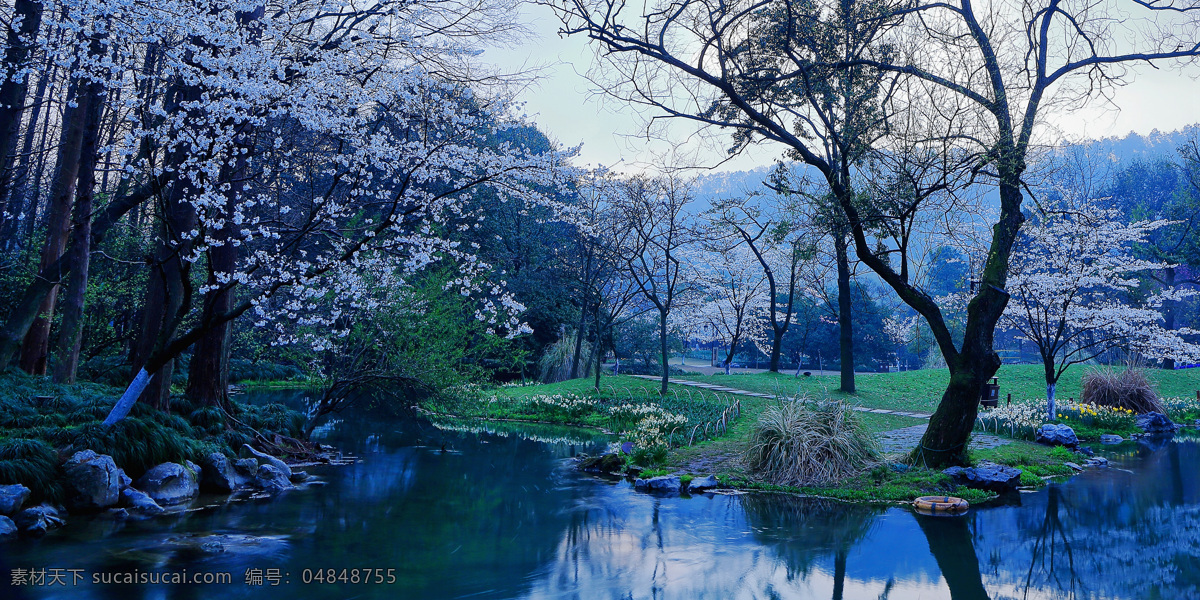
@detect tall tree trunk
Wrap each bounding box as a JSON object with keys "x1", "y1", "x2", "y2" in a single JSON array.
[
  {"x1": 5, "y1": 49, "x2": 53, "y2": 246},
  {"x1": 769, "y1": 326, "x2": 785, "y2": 373},
  {"x1": 185, "y1": 133, "x2": 255, "y2": 410},
  {"x1": 132, "y1": 131, "x2": 198, "y2": 409},
  {"x1": 592, "y1": 310, "x2": 605, "y2": 391},
  {"x1": 0, "y1": 0, "x2": 45, "y2": 249},
  {"x1": 51, "y1": 34, "x2": 107, "y2": 384},
  {"x1": 19, "y1": 76, "x2": 90, "y2": 374},
  {"x1": 0, "y1": 181, "x2": 160, "y2": 371},
  {"x1": 834, "y1": 231, "x2": 855, "y2": 393},
  {"x1": 183, "y1": 5, "x2": 262, "y2": 410},
  {"x1": 659, "y1": 308, "x2": 668, "y2": 394},
  {"x1": 1043, "y1": 354, "x2": 1058, "y2": 421},
  {"x1": 569, "y1": 299, "x2": 587, "y2": 379},
  {"x1": 912, "y1": 171, "x2": 1023, "y2": 466},
  {"x1": 1162, "y1": 267, "x2": 1176, "y2": 370}
]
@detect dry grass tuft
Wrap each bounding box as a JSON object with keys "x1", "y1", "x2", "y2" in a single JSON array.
[
  {"x1": 1081, "y1": 367, "x2": 1164, "y2": 414},
  {"x1": 745, "y1": 398, "x2": 881, "y2": 486}
]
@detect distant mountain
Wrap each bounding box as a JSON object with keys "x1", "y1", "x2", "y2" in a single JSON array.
[{"x1": 688, "y1": 125, "x2": 1200, "y2": 208}]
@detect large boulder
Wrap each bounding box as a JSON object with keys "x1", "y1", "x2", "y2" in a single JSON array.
[
  {"x1": 200, "y1": 452, "x2": 248, "y2": 493},
  {"x1": 254, "y1": 464, "x2": 294, "y2": 493},
  {"x1": 0, "y1": 484, "x2": 30, "y2": 516},
  {"x1": 943, "y1": 461, "x2": 1023, "y2": 493},
  {"x1": 0, "y1": 515, "x2": 16, "y2": 539},
  {"x1": 242, "y1": 444, "x2": 293, "y2": 479},
  {"x1": 135, "y1": 462, "x2": 199, "y2": 506},
  {"x1": 63, "y1": 450, "x2": 125, "y2": 511},
  {"x1": 1136, "y1": 412, "x2": 1178, "y2": 434},
  {"x1": 234, "y1": 458, "x2": 259, "y2": 478},
  {"x1": 120, "y1": 488, "x2": 164, "y2": 516},
  {"x1": 1036, "y1": 424, "x2": 1079, "y2": 447},
  {"x1": 633, "y1": 475, "x2": 682, "y2": 493},
  {"x1": 15, "y1": 504, "x2": 64, "y2": 535},
  {"x1": 686, "y1": 475, "x2": 720, "y2": 492}
]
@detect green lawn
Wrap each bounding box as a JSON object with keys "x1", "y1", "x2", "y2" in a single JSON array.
[
  {"x1": 675, "y1": 364, "x2": 1200, "y2": 413},
  {"x1": 428, "y1": 366, "x2": 1199, "y2": 504}
]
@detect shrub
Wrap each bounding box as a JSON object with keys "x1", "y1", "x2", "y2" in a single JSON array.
[
  {"x1": 1081, "y1": 367, "x2": 1164, "y2": 414},
  {"x1": 745, "y1": 399, "x2": 881, "y2": 486},
  {"x1": 0, "y1": 438, "x2": 62, "y2": 503}
]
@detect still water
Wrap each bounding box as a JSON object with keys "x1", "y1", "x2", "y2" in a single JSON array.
[{"x1": 5, "y1": 390, "x2": 1199, "y2": 599}]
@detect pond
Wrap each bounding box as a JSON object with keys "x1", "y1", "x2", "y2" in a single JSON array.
[{"x1": 4, "y1": 389, "x2": 1198, "y2": 599}]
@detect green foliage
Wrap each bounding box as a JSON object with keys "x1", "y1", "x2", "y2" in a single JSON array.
[
  {"x1": 228, "y1": 359, "x2": 305, "y2": 383},
  {"x1": 631, "y1": 445, "x2": 669, "y2": 466},
  {"x1": 0, "y1": 438, "x2": 60, "y2": 503},
  {"x1": 0, "y1": 372, "x2": 307, "y2": 499},
  {"x1": 745, "y1": 399, "x2": 881, "y2": 486},
  {"x1": 1048, "y1": 446, "x2": 1076, "y2": 461}
]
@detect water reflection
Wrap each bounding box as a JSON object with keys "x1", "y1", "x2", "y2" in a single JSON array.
[{"x1": 5, "y1": 393, "x2": 1200, "y2": 600}]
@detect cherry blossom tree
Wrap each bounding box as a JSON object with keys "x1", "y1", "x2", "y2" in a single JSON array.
[
  {"x1": 689, "y1": 244, "x2": 769, "y2": 375},
  {"x1": 0, "y1": 0, "x2": 578, "y2": 423},
  {"x1": 1002, "y1": 196, "x2": 1200, "y2": 420}
]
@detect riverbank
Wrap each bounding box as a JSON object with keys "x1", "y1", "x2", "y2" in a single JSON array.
[
  {"x1": 429, "y1": 366, "x2": 1200, "y2": 506},
  {"x1": 0, "y1": 371, "x2": 318, "y2": 538}
]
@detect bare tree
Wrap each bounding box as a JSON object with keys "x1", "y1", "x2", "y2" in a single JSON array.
[{"x1": 613, "y1": 174, "x2": 695, "y2": 394}]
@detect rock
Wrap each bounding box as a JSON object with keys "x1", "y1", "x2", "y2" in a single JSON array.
[
  {"x1": 0, "y1": 515, "x2": 16, "y2": 539},
  {"x1": 200, "y1": 453, "x2": 246, "y2": 493},
  {"x1": 1100, "y1": 434, "x2": 1124, "y2": 445},
  {"x1": 0, "y1": 484, "x2": 30, "y2": 516},
  {"x1": 577, "y1": 453, "x2": 624, "y2": 474},
  {"x1": 233, "y1": 458, "x2": 259, "y2": 478},
  {"x1": 1075, "y1": 446, "x2": 1095, "y2": 457},
  {"x1": 1085, "y1": 457, "x2": 1109, "y2": 468},
  {"x1": 1136, "y1": 412, "x2": 1178, "y2": 434},
  {"x1": 687, "y1": 475, "x2": 720, "y2": 492},
  {"x1": 104, "y1": 508, "x2": 129, "y2": 520},
  {"x1": 242, "y1": 444, "x2": 293, "y2": 479},
  {"x1": 254, "y1": 464, "x2": 294, "y2": 493},
  {"x1": 633, "y1": 475, "x2": 682, "y2": 493},
  {"x1": 135, "y1": 462, "x2": 199, "y2": 506},
  {"x1": 15, "y1": 504, "x2": 64, "y2": 535},
  {"x1": 63, "y1": 450, "x2": 125, "y2": 511},
  {"x1": 120, "y1": 488, "x2": 164, "y2": 515},
  {"x1": 1036, "y1": 424, "x2": 1079, "y2": 447},
  {"x1": 942, "y1": 461, "x2": 1023, "y2": 493},
  {"x1": 288, "y1": 471, "x2": 310, "y2": 483},
  {"x1": 1065, "y1": 462, "x2": 1083, "y2": 471}
]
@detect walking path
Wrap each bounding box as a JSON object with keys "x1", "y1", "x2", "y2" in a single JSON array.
[{"x1": 629, "y1": 374, "x2": 1010, "y2": 453}]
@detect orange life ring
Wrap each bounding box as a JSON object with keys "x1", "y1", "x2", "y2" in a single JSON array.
[{"x1": 912, "y1": 495, "x2": 969, "y2": 516}]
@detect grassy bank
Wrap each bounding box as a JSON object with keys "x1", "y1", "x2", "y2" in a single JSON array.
[
  {"x1": 0, "y1": 371, "x2": 306, "y2": 503},
  {"x1": 434, "y1": 366, "x2": 1199, "y2": 505}
]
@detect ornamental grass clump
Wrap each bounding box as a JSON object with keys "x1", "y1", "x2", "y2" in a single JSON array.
[
  {"x1": 745, "y1": 399, "x2": 881, "y2": 486},
  {"x1": 1081, "y1": 367, "x2": 1164, "y2": 414}
]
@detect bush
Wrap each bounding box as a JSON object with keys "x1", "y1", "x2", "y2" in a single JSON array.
[
  {"x1": 1081, "y1": 367, "x2": 1164, "y2": 414},
  {"x1": 0, "y1": 438, "x2": 61, "y2": 503},
  {"x1": 745, "y1": 399, "x2": 881, "y2": 486}
]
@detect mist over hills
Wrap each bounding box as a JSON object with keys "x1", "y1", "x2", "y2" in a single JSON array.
[{"x1": 688, "y1": 125, "x2": 1200, "y2": 206}]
